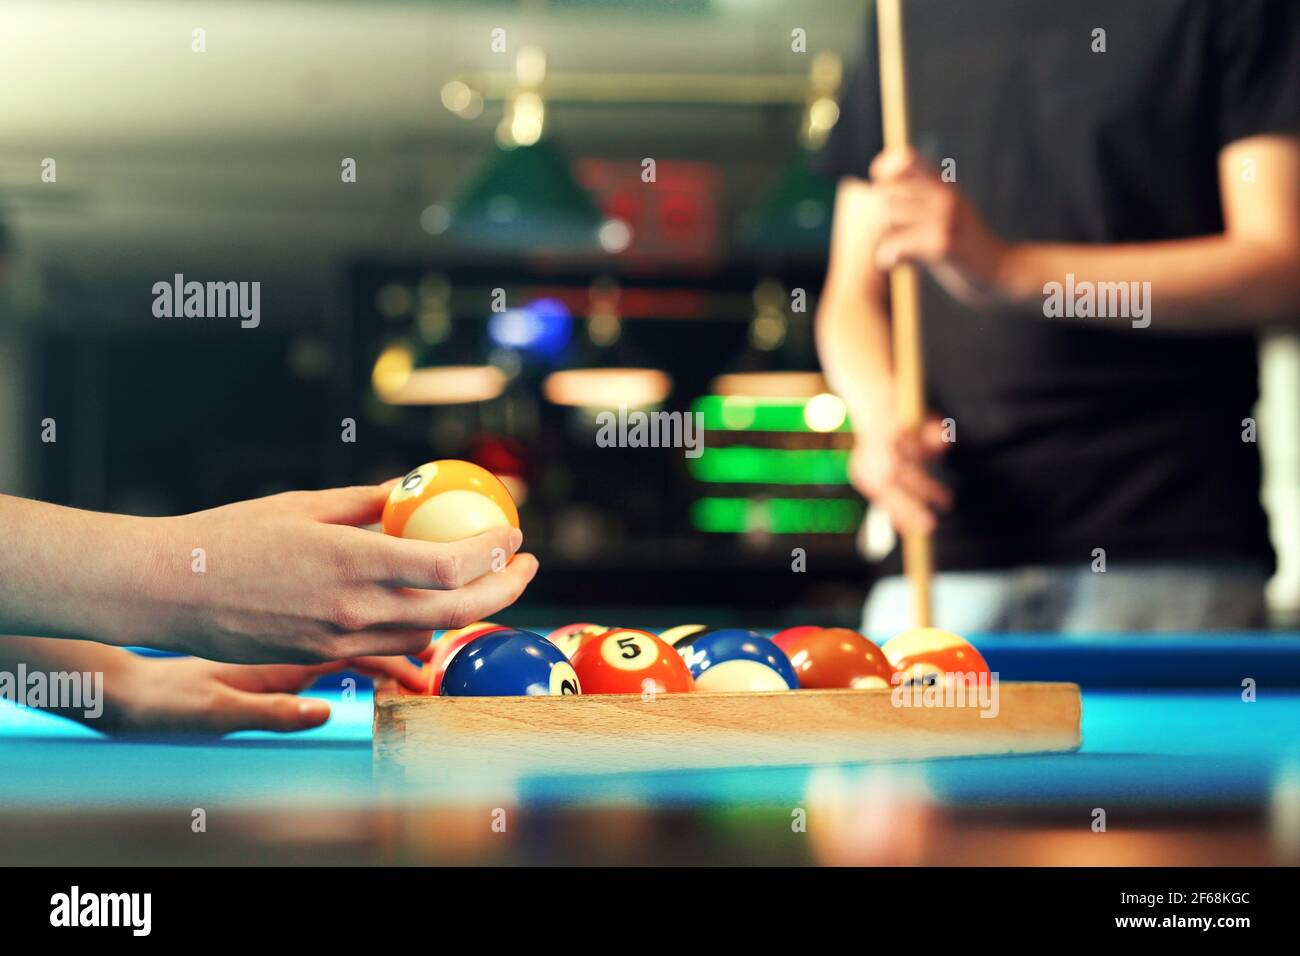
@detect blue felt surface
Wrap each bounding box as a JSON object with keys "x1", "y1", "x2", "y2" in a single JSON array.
[
  {"x1": 3, "y1": 635, "x2": 1299, "y2": 811},
  {"x1": 515, "y1": 689, "x2": 1300, "y2": 808},
  {"x1": 3, "y1": 687, "x2": 1298, "y2": 810},
  {"x1": 970, "y1": 633, "x2": 1300, "y2": 687},
  {"x1": 0, "y1": 689, "x2": 380, "y2": 808}
]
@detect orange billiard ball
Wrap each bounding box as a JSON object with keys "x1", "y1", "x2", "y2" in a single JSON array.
[
  {"x1": 381, "y1": 460, "x2": 519, "y2": 543},
  {"x1": 784, "y1": 628, "x2": 894, "y2": 689},
  {"x1": 882, "y1": 627, "x2": 991, "y2": 687},
  {"x1": 570, "y1": 628, "x2": 694, "y2": 695},
  {"x1": 546, "y1": 623, "x2": 613, "y2": 660}
]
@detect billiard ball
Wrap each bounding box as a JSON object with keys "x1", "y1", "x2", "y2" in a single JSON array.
[
  {"x1": 771, "y1": 625, "x2": 823, "y2": 654},
  {"x1": 784, "y1": 628, "x2": 894, "y2": 689},
  {"x1": 882, "y1": 627, "x2": 991, "y2": 687},
  {"x1": 570, "y1": 628, "x2": 694, "y2": 695},
  {"x1": 381, "y1": 460, "x2": 519, "y2": 543},
  {"x1": 440, "y1": 628, "x2": 581, "y2": 697},
  {"x1": 546, "y1": 623, "x2": 613, "y2": 660},
  {"x1": 426, "y1": 621, "x2": 510, "y2": 695},
  {"x1": 677, "y1": 629, "x2": 799, "y2": 692},
  {"x1": 658, "y1": 625, "x2": 718, "y2": 650}
]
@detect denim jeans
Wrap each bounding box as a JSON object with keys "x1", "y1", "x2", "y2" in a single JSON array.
[{"x1": 862, "y1": 562, "x2": 1270, "y2": 639}]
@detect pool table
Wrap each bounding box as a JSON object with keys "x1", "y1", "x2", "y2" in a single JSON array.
[{"x1": 1, "y1": 632, "x2": 1297, "y2": 866}]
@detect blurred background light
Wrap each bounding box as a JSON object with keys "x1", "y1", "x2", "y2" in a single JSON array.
[
  {"x1": 371, "y1": 342, "x2": 415, "y2": 398},
  {"x1": 688, "y1": 447, "x2": 849, "y2": 485},
  {"x1": 543, "y1": 367, "x2": 672, "y2": 409},
  {"x1": 488, "y1": 297, "x2": 573, "y2": 357},
  {"x1": 694, "y1": 394, "x2": 851, "y2": 433},
  {"x1": 691, "y1": 497, "x2": 864, "y2": 535},
  {"x1": 379, "y1": 365, "x2": 507, "y2": 406},
  {"x1": 803, "y1": 392, "x2": 848, "y2": 432},
  {"x1": 710, "y1": 371, "x2": 827, "y2": 398}
]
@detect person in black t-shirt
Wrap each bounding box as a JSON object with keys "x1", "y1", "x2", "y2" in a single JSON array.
[{"x1": 814, "y1": 0, "x2": 1300, "y2": 633}]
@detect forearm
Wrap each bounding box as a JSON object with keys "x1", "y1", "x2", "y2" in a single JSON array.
[
  {"x1": 815, "y1": 285, "x2": 897, "y2": 428},
  {"x1": 997, "y1": 235, "x2": 1300, "y2": 330},
  {"x1": 0, "y1": 635, "x2": 138, "y2": 727},
  {"x1": 0, "y1": 495, "x2": 169, "y2": 647},
  {"x1": 0, "y1": 633, "x2": 130, "y2": 674}
]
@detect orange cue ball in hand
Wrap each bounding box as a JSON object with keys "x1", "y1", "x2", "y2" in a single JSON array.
[{"x1": 381, "y1": 460, "x2": 520, "y2": 543}]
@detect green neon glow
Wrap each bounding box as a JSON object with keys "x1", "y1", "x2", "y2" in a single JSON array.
[
  {"x1": 693, "y1": 395, "x2": 852, "y2": 433},
  {"x1": 691, "y1": 497, "x2": 863, "y2": 534},
  {"x1": 688, "y1": 446, "x2": 849, "y2": 485}
]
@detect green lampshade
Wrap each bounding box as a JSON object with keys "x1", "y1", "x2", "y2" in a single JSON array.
[
  {"x1": 448, "y1": 141, "x2": 604, "y2": 254},
  {"x1": 739, "y1": 148, "x2": 837, "y2": 259}
]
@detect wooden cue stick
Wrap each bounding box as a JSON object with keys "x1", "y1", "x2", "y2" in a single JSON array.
[{"x1": 876, "y1": 0, "x2": 933, "y2": 629}]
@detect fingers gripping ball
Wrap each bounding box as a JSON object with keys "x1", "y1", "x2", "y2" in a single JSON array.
[
  {"x1": 882, "y1": 627, "x2": 991, "y2": 688},
  {"x1": 439, "y1": 629, "x2": 581, "y2": 697},
  {"x1": 677, "y1": 629, "x2": 799, "y2": 692},
  {"x1": 571, "y1": 628, "x2": 694, "y2": 695},
  {"x1": 382, "y1": 460, "x2": 520, "y2": 543},
  {"x1": 546, "y1": 623, "x2": 613, "y2": 660},
  {"x1": 785, "y1": 628, "x2": 894, "y2": 689}
]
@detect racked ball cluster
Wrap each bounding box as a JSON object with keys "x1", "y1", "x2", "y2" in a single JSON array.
[
  {"x1": 374, "y1": 459, "x2": 988, "y2": 699},
  {"x1": 399, "y1": 622, "x2": 988, "y2": 698}
]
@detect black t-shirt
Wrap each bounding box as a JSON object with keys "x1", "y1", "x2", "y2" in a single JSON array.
[{"x1": 816, "y1": 0, "x2": 1300, "y2": 573}]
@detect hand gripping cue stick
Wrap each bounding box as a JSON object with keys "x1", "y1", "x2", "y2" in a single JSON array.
[{"x1": 876, "y1": 0, "x2": 933, "y2": 628}]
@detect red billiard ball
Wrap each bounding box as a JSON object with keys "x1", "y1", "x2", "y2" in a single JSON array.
[
  {"x1": 381, "y1": 460, "x2": 519, "y2": 543},
  {"x1": 570, "y1": 628, "x2": 694, "y2": 695},
  {"x1": 546, "y1": 623, "x2": 613, "y2": 660},
  {"x1": 771, "y1": 625, "x2": 824, "y2": 654},
  {"x1": 784, "y1": 628, "x2": 894, "y2": 689},
  {"x1": 882, "y1": 628, "x2": 991, "y2": 687}
]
